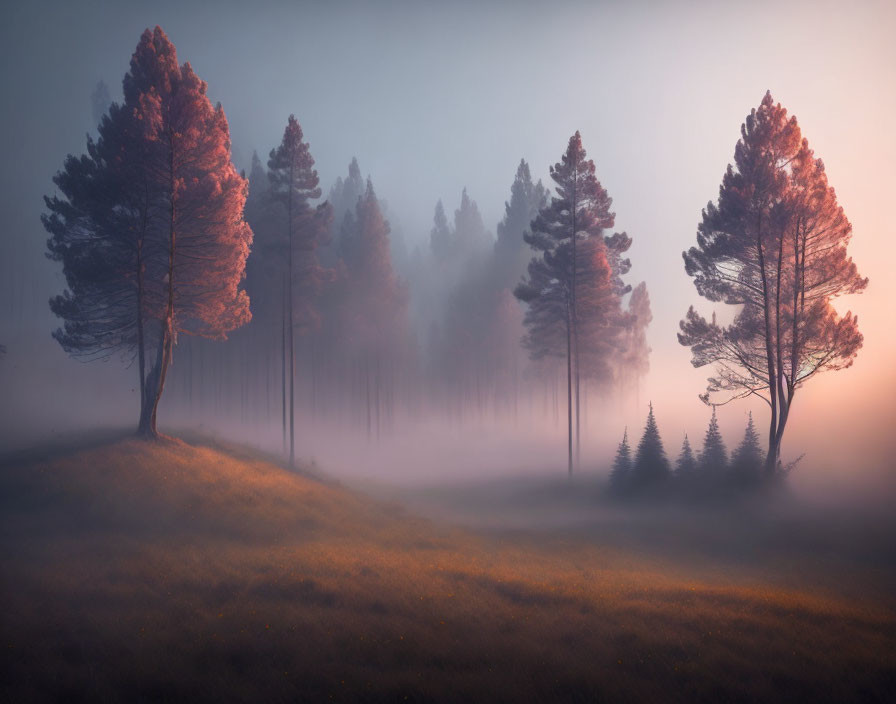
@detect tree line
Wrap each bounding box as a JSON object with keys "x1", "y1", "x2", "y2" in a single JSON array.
[
  {"x1": 609, "y1": 404, "x2": 770, "y2": 498},
  {"x1": 42, "y1": 27, "x2": 866, "y2": 487}
]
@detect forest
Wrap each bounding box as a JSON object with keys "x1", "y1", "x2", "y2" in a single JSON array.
[
  {"x1": 35, "y1": 29, "x2": 867, "y2": 495},
  {"x1": 1, "y1": 3, "x2": 894, "y2": 702}
]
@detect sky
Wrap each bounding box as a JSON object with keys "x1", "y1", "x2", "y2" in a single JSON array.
[{"x1": 1, "y1": 0, "x2": 894, "y2": 488}]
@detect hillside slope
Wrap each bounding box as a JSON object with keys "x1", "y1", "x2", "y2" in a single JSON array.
[{"x1": 1, "y1": 437, "x2": 894, "y2": 703}]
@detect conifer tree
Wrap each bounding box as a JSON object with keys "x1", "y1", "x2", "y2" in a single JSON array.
[
  {"x1": 45, "y1": 26, "x2": 253, "y2": 438},
  {"x1": 680, "y1": 92, "x2": 867, "y2": 475},
  {"x1": 325, "y1": 157, "x2": 365, "y2": 266},
  {"x1": 429, "y1": 199, "x2": 453, "y2": 261},
  {"x1": 609, "y1": 428, "x2": 632, "y2": 493},
  {"x1": 515, "y1": 132, "x2": 621, "y2": 476},
  {"x1": 267, "y1": 114, "x2": 332, "y2": 466},
  {"x1": 620, "y1": 282, "x2": 652, "y2": 403},
  {"x1": 675, "y1": 434, "x2": 697, "y2": 479},
  {"x1": 730, "y1": 412, "x2": 763, "y2": 485},
  {"x1": 243, "y1": 150, "x2": 277, "y2": 324},
  {"x1": 329, "y1": 157, "x2": 364, "y2": 227},
  {"x1": 495, "y1": 159, "x2": 548, "y2": 289},
  {"x1": 453, "y1": 187, "x2": 489, "y2": 254},
  {"x1": 340, "y1": 179, "x2": 409, "y2": 439},
  {"x1": 698, "y1": 407, "x2": 728, "y2": 476},
  {"x1": 632, "y1": 402, "x2": 670, "y2": 486}
]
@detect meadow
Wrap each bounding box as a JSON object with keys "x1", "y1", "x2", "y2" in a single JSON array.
[{"x1": 1, "y1": 435, "x2": 894, "y2": 702}]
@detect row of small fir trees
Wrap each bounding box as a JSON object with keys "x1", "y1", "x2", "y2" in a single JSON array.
[{"x1": 609, "y1": 403, "x2": 765, "y2": 497}]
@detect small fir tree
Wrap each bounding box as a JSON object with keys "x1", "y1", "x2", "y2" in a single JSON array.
[
  {"x1": 730, "y1": 412, "x2": 763, "y2": 485},
  {"x1": 609, "y1": 428, "x2": 632, "y2": 492},
  {"x1": 632, "y1": 402, "x2": 670, "y2": 486},
  {"x1": 698, "y1": 407, "x2": 728, "y2": 475},
  {"x1": 675, "y1": 434, "x2": 697, "y2": 479}
]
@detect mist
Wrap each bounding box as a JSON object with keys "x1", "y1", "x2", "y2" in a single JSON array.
[
  {"x1": 3, "y1": 0, "x2": 895, "y2": 499},
  {"x1": 1, "y1": 3, "x2": 895, "y2": 701}
]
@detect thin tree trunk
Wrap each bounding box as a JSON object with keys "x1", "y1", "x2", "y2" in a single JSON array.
[
  {"x1": 288, "y1": 166, "x2": 295, "y2": 469},
  {"x1": 281, "y1": 280, "x2": 287, "y2": 457},
  {"x1": 571, "y1": 163, "x2": 580, "y2": 474},
  {"x1": 756, "y1": 212, "x2": 779, "y2": 476},
  {"x1": 365, "y1": 355, "x2": 371, "y2": 442},
  {"x1": 566, "y1": 301, "x2": 573, "y2": 479},
  {"x1": 773, "y1": 224, "x2": 789, "y2": 467}
]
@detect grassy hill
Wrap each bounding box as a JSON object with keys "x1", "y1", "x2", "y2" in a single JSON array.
[{"x1": 1, "y1": 436, "x2": 894, "y2": 702}]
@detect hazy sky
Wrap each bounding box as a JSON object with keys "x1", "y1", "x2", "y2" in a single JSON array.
[{"x1": 2, "y1": 0, "x2": 894, "y2": 485}]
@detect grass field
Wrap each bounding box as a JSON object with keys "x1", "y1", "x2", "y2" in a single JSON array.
[{"x1": 1, "y1": 435, "x2": 894, "y2": 702}]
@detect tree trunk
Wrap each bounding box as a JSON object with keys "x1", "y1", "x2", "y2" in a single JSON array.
[
  {"x1": 571, "y1": 164, "x2": 579, "y2": 475},
  {"x1": 756, "y1": 213, "x2": 779, "y2": 476},
  {"x1": 566, "y1": 301, "x2": 573, "y2": 479},
  {"x1": 138, "y1": 135, "x2": 177, "y2": 440},
  {"x1": 287, "y1": 167, "x2": 295, "y2": 470},
  {"x1": 281, "y1": 283, "x2": 287, "y2": 457}
]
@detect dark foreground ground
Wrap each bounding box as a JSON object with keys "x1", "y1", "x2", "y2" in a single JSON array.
[{"x1": 1, "y1": 435, "x2": 894, "y2": 703}]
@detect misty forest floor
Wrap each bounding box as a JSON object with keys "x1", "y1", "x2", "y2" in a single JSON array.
[{"x1": 1, "y1": 436, "x2": 894, "y2": 703}]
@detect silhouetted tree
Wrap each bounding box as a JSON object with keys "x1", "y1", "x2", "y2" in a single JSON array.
[
  {"x1": 329, "y1": 157, "x2": 364, "y2": 227},
  {"x1": 324, "y1": 157, "x2": 365, "y2": 267},
  {"x1": 429, "y1": 199, "x2": 453, "y2": 262},
  {"x1": 335, "y1": 179, "x2": 411, "y2": 438},
  {"x1": 730, "y1": 412, "x2": 763, "y2": 485},
  {"x1": 680, "y1": 91, "x2": 867, "y2": 476},
  {"x1": 698, "y1": 407, "x2": 728, "y2": 476},
  {"x1": 267, "y1": 114, "x2": 332, "y2": 466},
  {"x1": 495, "y1": 159, "x2": 548, "y2": 289},
  {"x1": 674, "y1": 434, "x2": 696, "y2": 479},
  {"x1": 620, "y1": 282, "x2": 651, "y2": 403},
  {"x1": 609, "y1": 428, "x2": 632, "y2": 493},
  {"x1": 454, "y1": 187, "x2": 489, "y2": 254},
  {"x1": 631, "y1": 402, "x2": 670, "y2": 486}
]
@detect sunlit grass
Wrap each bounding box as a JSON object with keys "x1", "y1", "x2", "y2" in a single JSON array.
[{"x1": 2, "y1": 437, "x2": 894, "y2": 702}]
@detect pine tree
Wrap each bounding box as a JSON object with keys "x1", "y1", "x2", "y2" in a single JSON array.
[
  {"x1": 453, "y1": 187, "x2": 489, "y2": 254},
  {"x1": 267, "y1": 114, "x2": 332, "y2": 466},
  {"x1": 329, "y1": 157, "x2": 364, "y2": 226},
  {"x1": 45, "y1": 26, "x2": 253, "y2": 438},
  {"x1": 674, "y1": 434, "x2": 696, "y2": 479},
  {"x1": 698, "y1": 407, "x2": 728, "y2": 476},
  {"x1": 730, "y1": 412, "x2": 763, "y2": 485},
  {"x1": 341, "y1": 179, "x2": 409, "y2": 440},
  {"x1": 632, "y1": 402, "x2": 670, "y2": 486},
  {"x1": 515, "y1": 132, "x2": 621, "y2": 477},
  {"x1": 620, "y1": 282, "x2": 652, "y2": 403},
  {"x1": 325, "y1": 157, "x2": 365, "y2": 266},
  {"x1": 680, "y1": 92, "x2": 867, "y2": 476},
  {"x1": 609, "y1": 428, "x2": 632, "y2": 493},
  {"x1": 495, "y1": 159, "x2": 548, "y2": 290},
  {"x1": 429, "y1": 199, "x2": 453, "y2": 261}
]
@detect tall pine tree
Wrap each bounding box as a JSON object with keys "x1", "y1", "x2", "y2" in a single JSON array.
[
  {"x1": 515, "y1": 131, "x2": 621, "y2": 476},
  {"x1": 680, "y1": 92, "x2": 867, "y2": 475},
  {"x1": 45, "y1": 26, "x2": 252, "y2": 438},
  {"x1": 267, "y1": 114, "x2": 332, "y2": 466}
]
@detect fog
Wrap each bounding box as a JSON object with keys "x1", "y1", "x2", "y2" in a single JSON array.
[{"x1": 2, "y1": 0, "x2": 895, "y2": 504}]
